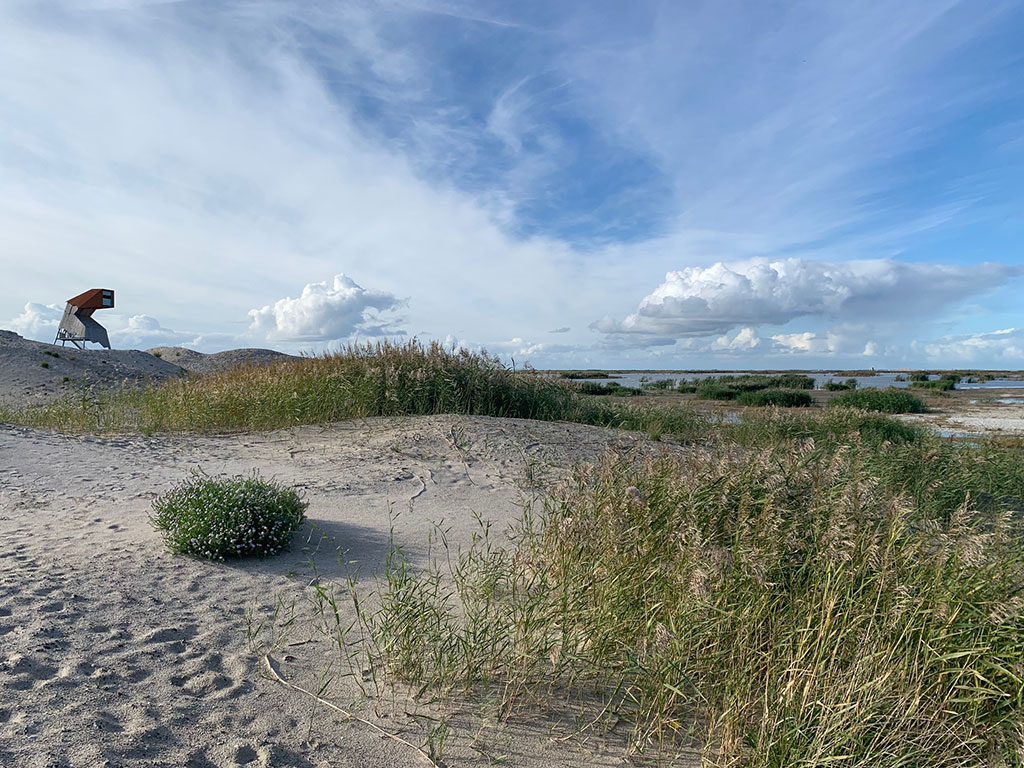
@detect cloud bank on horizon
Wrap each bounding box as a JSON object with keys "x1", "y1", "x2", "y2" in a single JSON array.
[{"x1": 2, "y1": 0, "x2": 1024, "y2": 368}]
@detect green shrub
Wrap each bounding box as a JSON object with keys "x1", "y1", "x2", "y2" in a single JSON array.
[
  {"x1": 911, "y1": 379, "x2": 956, "y2": 391},
  {"x1": 714, "y1": 374, "x2": 815, "y2": 391},
  {"x1": 676, "y1": 383, "x2": 698, "y2": 393},
  {"x1": 641, "y1": 378, "x2": 676, "y2": 390},
  {"x1": 828, "y1": 388, "x2": 924, "y2": 414},
  {"x1": 39, "y1": 361, "x2": 49, "y2": 368},
  {"x1": 150, "y1": 471, "x2": 307, "y2": 561},
  {"x1": 560, "y1": 371, "x2": 612, "y2": 379},
  {"x1": 735, "y1": 388, "x2": 812, "y2": 407},
  {"x1": 695, "y1": 383, "x2": 740, "y2": 401},
  {"x1": 579, "y1": 381, "x2": 642, "y2": 397},
  {"x1": 824, "y1": 378, "x2": 858, "y2": 391},
  {"x1": 726, "y1": 407, "x2": 923, "y2": 447},
  {"x1": 909, "y1": 372, "x2": 930, "y2": 382}
]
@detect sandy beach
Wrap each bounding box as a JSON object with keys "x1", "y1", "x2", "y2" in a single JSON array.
[{"x1": 1, "y1": 414, "x2": 660, "y2": 768}]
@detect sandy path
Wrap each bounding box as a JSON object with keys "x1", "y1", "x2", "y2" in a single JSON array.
[{"x1": 0, "y1": 416, "x2": 655, "y2": 768}]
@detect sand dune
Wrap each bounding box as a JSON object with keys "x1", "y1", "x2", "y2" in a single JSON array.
[
  {"x1": 0, "y1": 415, "x2": 657, "y2": 767},
  {"x1": 0, "y1": 331, "x2": 299, "y2": 408},
  {"x1": 146, "y1": 347, "x2": 300, "y2": 376},
  {"x1": 0, "y1": 331, "x2": 185, "y2": 407}
]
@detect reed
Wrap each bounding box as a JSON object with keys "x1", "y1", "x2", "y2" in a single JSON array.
[{"x1": 363, "y1": 437, "x2": 1024, "y2": 765}]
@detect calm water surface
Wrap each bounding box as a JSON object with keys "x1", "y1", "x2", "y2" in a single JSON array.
[{"x1": 569, "y1": 372, "x2": 1024, "y2": 390}]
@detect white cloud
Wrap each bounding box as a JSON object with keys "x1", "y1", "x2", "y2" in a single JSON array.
[
  {"x1": 9, "y1": 302, "x2": 63, "y2": 340},
  {"x1": 0, "y1": 2, "x2": 1021, "y2": 368},
  {"x1": 247, "y1": 274, "x2": 403, "y2": 342},
  {"x1": 711, "y1": 327, "x2": 762, "y2": 353},
  {"x1": 922, "y1": 328, "x2": 1024, "y2": 363},
  {"x1": 7, "y1": 301, "x2": 206, "y2": 349},
  {"x1": 595, "y1": 259, "x2": 1021, "y2": 338}
]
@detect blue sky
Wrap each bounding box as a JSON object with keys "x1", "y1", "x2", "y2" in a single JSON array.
[{"x1": 3, "y1": 0, "x2": 1024, "y2": 368}]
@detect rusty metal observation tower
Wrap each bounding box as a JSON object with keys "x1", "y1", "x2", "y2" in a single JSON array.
[{"x1": 54, "y1": 288, "x2": 115, "y2": 349}]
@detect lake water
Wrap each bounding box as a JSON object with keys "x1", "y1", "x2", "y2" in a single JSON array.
[{"x1": 569, "y1": 372, "x2": 1024, "y2": 390}]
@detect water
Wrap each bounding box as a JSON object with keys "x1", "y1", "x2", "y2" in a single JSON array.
[{"x1": 568, "y1": 371, "x2": 1024, "y2": 390}]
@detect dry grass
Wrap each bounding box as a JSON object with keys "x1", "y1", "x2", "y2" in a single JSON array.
[{"x1": 363, "y1": 438, "x2": 1024, "y2": 766}]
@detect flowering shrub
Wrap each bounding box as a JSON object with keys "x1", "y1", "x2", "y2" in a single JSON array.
[{"x1": 151, "y1": 470, "x2": 307, "y2": 561}]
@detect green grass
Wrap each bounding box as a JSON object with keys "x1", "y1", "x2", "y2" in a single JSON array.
[
  {"x1": 713, "y1": 373, "x2": 816, "y2": 391},
  {"x1": 695, "y1": 383, "x2": 741, "y2": 401},
  {"x1": 641, "y1": 378, "x2": 677, "y2": 390},
  {"x1": 828, "y1": 388, "x2": 925, "y2": 413},
  {"x1": 824, "y1": 377, "x2": 858, "y2": 391},
  {"x1": 912, "y1": 378, "x2": 957, "y2": 391},
  {"x1": 734, "y1": 388, "x2": 812, "y2": 407},
  {"x1": 0, "y1": 341, "x2": 714, "y2": 443},
  {"x1": 150, "y1": 470, "x2": 307, "y2": 561},
  {"x1": 579, "y1": 380, "x2": 643, "y2": 397},
  {"x1": 362, "y1": 437, "x2": 1024, "y2": 765}
]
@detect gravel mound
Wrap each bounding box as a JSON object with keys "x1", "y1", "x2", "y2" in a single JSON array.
[
  {"x1": 147, "y1": 346, "x2": 299, "y2": 374},
  {"x1": 0, "y1": 330, "x2": 186, "y2": 407}
]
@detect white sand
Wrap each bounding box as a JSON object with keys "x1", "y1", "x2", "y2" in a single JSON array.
[
  {"x1": 0, "y1": 415, "x2": 666, "y2": 768},
  {"x1": 898, "y1": 400, "x2": 1024, "y2": 436}
]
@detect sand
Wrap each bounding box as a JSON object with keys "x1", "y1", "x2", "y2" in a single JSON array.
[
  {"x1": 146, "y1": 348, "x2": 300, "y2": 376},
  {"x1": 0, "y1": 331, "x2": 185, "y2": 407},
  {"x1": 896, "y1": 392, "x2": 1024, "y2": 436},
  {"x1": 0, "y1": 332, "x2": 299, "y2": 408},
  {"x1": 0, "y1": 415, "x2": 666, "y2": 768}
]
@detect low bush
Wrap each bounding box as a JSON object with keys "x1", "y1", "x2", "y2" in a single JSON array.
[
  {"x1": 641, "y1": 378, "x2": 676, "y2": 390},
  {"x1": 735, "y1": 388, "x2": 812, "y2": 407},
  {"x1": 578, "y1": 381, "x2": 642, "y2": 397},
  {"x1": 909, "y1": 372, "x2": 930, "y2": 382},
  {"x1": 715, "y1": 373, "x2": 815, "y2": 391},
  {"x1": 150, "y1": 471, "x2": 307, "y2": 561},
  {"x1": 726, "y1": 407, "x2": 922, "y2": 447},
  {"x1": 695, "y1": 383, "x2": 740, "y2": 401},
  {"x1": 912, "y1": 378, "x2": 956, "y2": 391},
  {"x1": 828, "y1": 388, "x2": 925, "y2": 414},
  {"x1": 560, "y1": 371, "x2": 612, "y2": 379},
  {"x1": 824, "y1": 378, "x2": 858, "y2": 391}
]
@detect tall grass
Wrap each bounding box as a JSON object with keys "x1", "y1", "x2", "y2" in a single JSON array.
[
  {"x1": 828, "y1": 388, "x2": 924, "y2": 413},
  {"x1": 0, "y1": 341, "x2": 704, "y2": 435},
  {"x1": 364, "y1": 439, "x2": 1024, "y2": 766},
  {"x1": 734, "y1": 388, "x2": 812, "y2": 407}
]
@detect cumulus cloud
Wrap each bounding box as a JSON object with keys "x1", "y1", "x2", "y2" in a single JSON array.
[
  {"x1": 8, "y1": 302, "x2": 206, "y2": 349},
  {"x1": 248, "y1": 274, "x2": 403, "y2": 342},
  {"x1": 594, "y1": 259, "x2": 1021, "y2": 338},
  {"x1": 109, "y1": 314, "x2": 200, "y2": 349},
  {"x1": 922, "y1": 328, "x2": 1024, "y2": 363},
  {"x1": 9, "y1": 302, "x2": 64, "y2": 339},
  {"x1": 710, "y1": 327, "x2": 763, "y2": 353}
]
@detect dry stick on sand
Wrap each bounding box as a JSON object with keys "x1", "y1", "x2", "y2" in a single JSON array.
[{"x1": 261, "y1": 654, "x2": 440, "y2": 768}]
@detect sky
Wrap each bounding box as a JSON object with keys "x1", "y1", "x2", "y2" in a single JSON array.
[{"x1": 3, "y1": 0, "x2": 1024, "y2": 369}]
